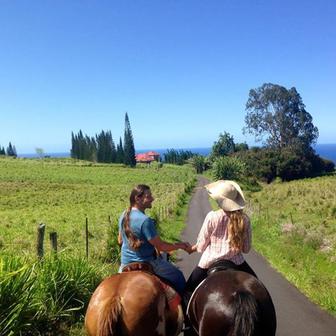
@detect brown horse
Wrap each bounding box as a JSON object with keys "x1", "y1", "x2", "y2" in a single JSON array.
[
  {"x1": 85, "y1": 271, "x2": 183, "y2": 336},
  {"x1": 186, "y1": 268, "x2": 276, "y2": 336}
]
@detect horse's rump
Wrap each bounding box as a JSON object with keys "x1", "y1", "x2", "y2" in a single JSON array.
[
  {"x1": 85, "y1": 271, "x2": 183, "y2": 336},
  {"x1": 188, "y1": 270, "x2": 276, "y2": 336}
]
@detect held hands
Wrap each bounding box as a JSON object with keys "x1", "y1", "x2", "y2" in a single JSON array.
[{"x1": 176, "y1": 241, "x2": 195, "y2": 254}]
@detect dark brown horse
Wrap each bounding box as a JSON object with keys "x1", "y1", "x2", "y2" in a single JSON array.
[
  {"x1": 85, "y1": 271, "x2": 183, "y2": 336},
  {"x1": 186, "y1": 268, "x2": 276, "y2": 336}
]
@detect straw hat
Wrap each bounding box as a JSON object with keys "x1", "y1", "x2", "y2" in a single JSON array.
[{"x1": 205, "y1": 180, "x2": 245, "y2": 211}]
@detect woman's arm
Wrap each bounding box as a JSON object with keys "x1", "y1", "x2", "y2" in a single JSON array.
[{"x1": 193, "y1": 211, "x2": 214, "y2": 253}]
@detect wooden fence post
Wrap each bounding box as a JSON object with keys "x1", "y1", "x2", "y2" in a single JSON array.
[
  {"x1": 50, "y1": 232, "x2": 58, "y2": 254},
  {"x1": 85, "y1": 217, "x2": 89, "y2": 259},
  {"x1": 290, "y1": 212, "x2": 294, "y2": 225},
  {"x1": 37, "y1": 223, "x2": 45, "y2": 259}
]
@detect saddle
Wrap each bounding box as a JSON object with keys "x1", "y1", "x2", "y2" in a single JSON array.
[
  {"x1": 121, "y1": 261, "x2": 154, "y2": 274},
  {"x1": 121, "y1": 262, "x2": 181, "y2": 311},
  {"x1": 207, "y1": 258, "x2": 239, "y2": 276}
]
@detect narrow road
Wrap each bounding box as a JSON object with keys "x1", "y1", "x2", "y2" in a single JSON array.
[{"x1": 177, "y1": 176, "x2": 336, "y2": 336}]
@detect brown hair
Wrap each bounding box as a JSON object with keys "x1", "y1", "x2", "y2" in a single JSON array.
[
  {"x1": 227, "y1": 210, "x2": 247, "y2": 252},
  {"x1": 123, "y1": 184, "x2": 150, "y2": 250}
]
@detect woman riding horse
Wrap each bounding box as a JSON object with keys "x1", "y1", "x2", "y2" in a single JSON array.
[{"x1": 184, "y1": 180, "x2": 276, "y2": 335}]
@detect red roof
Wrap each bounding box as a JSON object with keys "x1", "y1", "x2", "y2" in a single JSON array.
[
  {"x1": 146, "y1": 151, "x2": 160, "y2": 156},
  {"x1": 135, "y1": 151, "x2": 160, "y2": 162}
]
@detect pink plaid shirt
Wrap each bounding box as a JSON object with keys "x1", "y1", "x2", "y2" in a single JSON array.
[{"x1": 196, "y1": 209, "x2": 252, "y2": 268}]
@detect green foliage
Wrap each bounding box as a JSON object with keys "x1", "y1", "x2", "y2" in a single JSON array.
[
  {"x1": 235, "y1": 147, "x2": 335, "y2": 183},
  {"x1": 96, "y1": 130, "x2": 116, "y2": 163},
  {"x1": 0, "y1": 255, "x2": 105, "y2": 335},
  {"x1": 0, "y1": 257, "x2": 36, "y2": 335},
  {"x1": 116, "y1": 137, "x2": 124, "y2": 163},
  {"x1": 212, "y1": 156, "x2": 246, "y2": 180},
  {"x1": 249, "y1": 175, "x2": 336, "y2": 315},
  {"x1": 164, "y1": 149, "x2": 195, "y2": 165},
  {"x1": 234, "y1": 147, "x2": 278, "y2": 183},
  {"x1": 0, "y1": 146, "x2": 6, "y2": 155},
  {"x1": 123, "y1": 113, "x2": 136, "y2": 167},
  {"x1": 244, "y1": 83, "x2": 319, "y2": 150},
  {"x1": 210, "y1": 131, "x2": 235, "y2": 160},
  {"x1": 189, "y1": 155, "x2": 209, "y2": 174},
  {"x1": 71, "y1": 130, "x2": 97, "y2": 162},
  {"x1": 0, "y1": 158, "x2": 196, "y2": 334},
  {"x1": 234, "y1": 142, "x2": 249, "y2": 152},
  {"x1": 6, "y1": 142, "x2": 17, "y2": 157},
  {"x1": 0, "y1": 157, "x2": 195, "y2": 260}
]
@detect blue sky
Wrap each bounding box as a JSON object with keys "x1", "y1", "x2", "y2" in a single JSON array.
[{"x1": 1, "y1": 0, "x2": 335, "y2": 153}]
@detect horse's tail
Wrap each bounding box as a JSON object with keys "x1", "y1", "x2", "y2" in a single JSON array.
[
  {"x1": 232, "y1": 291, "x2": 258, "y2": 336},
  {"x1": 97, "y1": 295, "x2": 123, "y2": 336}
]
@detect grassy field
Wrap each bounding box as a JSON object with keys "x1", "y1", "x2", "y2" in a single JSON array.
[
  {"x1": 246, "y1": 175, "x2": 336, "y2": 316},
  {"x1": 0, "y1": 157, "x2": 195, "y2": 260},
  {"x1": 0, "y1": 157, "x2": 196, "y2": 335}
]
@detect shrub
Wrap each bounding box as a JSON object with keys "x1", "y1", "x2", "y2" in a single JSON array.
[
  {"x1": 212, "y1": 156, "x2": 246, "y2": 180},
  {"x1": 189, "y1": 155, "x2": 209, "y2": 174},
  {"x1": 0, "y1": 255, "x2": 104, "y2": 335},
  {"x1": 234, "y1": 148, "x2": 278, "y2": 183}
]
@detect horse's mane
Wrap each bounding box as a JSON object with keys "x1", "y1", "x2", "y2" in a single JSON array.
[
  {"x1": 97, "y1": 295, "x2": 123, "y2": 336},
  {"x1": 232, "y1": 291, "x2": 258, "y2": 336}
]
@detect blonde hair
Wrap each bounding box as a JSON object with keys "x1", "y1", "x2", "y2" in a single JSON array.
[
  {"x1": 123, "y1": 184, "x2": 150, "y2": 250},
  {"x1": 227, "y1": 210, "x2": 246, "y2": 252}
]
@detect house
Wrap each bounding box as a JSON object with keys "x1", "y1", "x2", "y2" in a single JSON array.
[{"x1": 135, "y1": 151, "x2": 160, "y2": 164}]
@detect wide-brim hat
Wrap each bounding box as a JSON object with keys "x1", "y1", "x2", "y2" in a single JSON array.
[{"x1": 205, "y1": 180, "x2": 245, "y2": 211}]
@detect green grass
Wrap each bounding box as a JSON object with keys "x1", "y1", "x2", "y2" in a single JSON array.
[
  {"x1": 247, "y1": 175, "x2": 336, "y2": 316},
  {"x1": 0, "y1": 157, "x2": 196, "y2": 335},
  {"x1": 0, "y1": 255, "x2": 107, "y2": 336},
  {"x1": 0, "y1": 157, "x2": 195, "y2": 260}
]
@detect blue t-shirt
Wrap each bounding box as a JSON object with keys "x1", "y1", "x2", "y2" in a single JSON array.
[{"x1": 118, "y1": 208, "x2": 158, "y2": 265}]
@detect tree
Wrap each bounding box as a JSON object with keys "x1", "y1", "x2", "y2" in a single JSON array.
[
  {"x1": 244, "y1": 83, "x2": 318, "y2": 151},
  {"x1": 6, "y1": 142, "x2": 17, "y2": 157},
  {"x1": 35, "y1": 148, "x2": 44, "y2": 159},
  {"x1": 96, "y1": 130, "x2": 116, "y2": 163},
  {"x1": 0, "y1": 146, "x2": 5, "y2": 155},
  {"x1": 210, "y1": 132, "x2": 235, "y2": 160},
  {"x1": 123, "y1": 113, "x2": 136, "y2": 167},
  {"x1": 116, "y1": 137, "x2": 124, "y2": 163},
  {"x1": 190, "y1": 155, "x2": 209, "y2": 174}
]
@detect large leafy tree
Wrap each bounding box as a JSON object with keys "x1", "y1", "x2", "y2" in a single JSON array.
[
  {"x1": 244, "y1": 83, "x2": 318, "y2": 151},
  {"x1": 210, "y1": 132, "x2": 235, "y2": 160},
  {"x1": 123, "y1": 113, "x2": 136, "y2": 167}
]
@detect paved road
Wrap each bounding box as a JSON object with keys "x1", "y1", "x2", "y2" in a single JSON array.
[{"x1": 176, "y1": 176, "x2": 336, "y2": 336}]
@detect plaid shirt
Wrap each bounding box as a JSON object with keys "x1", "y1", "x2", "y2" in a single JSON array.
[{"x1": 196, "y1": 209, "x2": 252, "y2": 268}]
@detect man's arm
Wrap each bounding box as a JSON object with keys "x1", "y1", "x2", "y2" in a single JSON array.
[
  {"x1": 118, "y1": 231, "x2": 122, "y2": 246},
  {"x1": 149, "y1": 235, "x2": 190, "y2": 252}
]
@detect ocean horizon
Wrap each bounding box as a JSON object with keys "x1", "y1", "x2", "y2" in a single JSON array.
[{"x1": 18, "y1": 143, "x2": 336, "y2": 164}]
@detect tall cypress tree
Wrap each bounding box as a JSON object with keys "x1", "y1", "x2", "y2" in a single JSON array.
[
  {"x1": 123, "y1": 112, "x2": 136, "y2": 167},
  {"x1": 108, "y1": 130, "x2": 117, "y2": 163},
  {"x1": 6, "y1": 142, "x2": 17, "y2": 157},
  {"x1": 96, "y1": 130, "x2": 116, "y2": 163},
  {"x1": 116, "y1": 137, "x2": 124, "y2": 163},
  {"x1": 0, "y1": 146, "x2": 5, "y2": 155}
]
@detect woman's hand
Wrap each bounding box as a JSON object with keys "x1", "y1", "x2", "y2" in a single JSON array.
[{"x1": 185, "y1": 244, "x2": 197, "y2": 254}]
